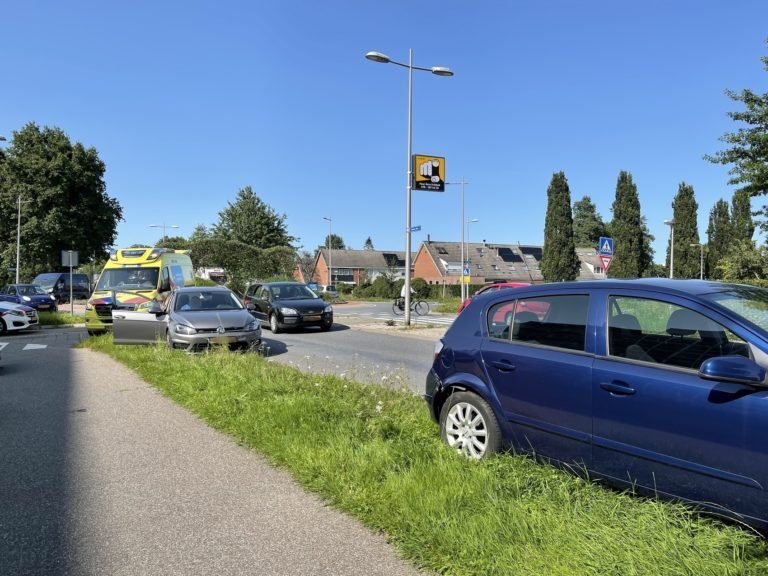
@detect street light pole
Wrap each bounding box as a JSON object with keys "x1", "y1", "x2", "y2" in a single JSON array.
[
  {"x1": 323, "y1": 217, "x2": 332, "y2": 286},
  {"x1": 690, "y1": 243, "x2": 704, "y2": 280},
  {"x1": 466, "y1": 218, "x2": 479, "y2": 289},
  {"x1": 664, "y1": 219, "x2": 675, "y2": 279},
  {"x1": 148, "y1": 223, "x2": 179, "y2": 246},
  {"x1": 366, "y1": 49, "x2": 453, "y2": 325}
]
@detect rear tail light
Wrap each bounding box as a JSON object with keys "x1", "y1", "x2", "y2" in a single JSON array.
[{"x1": 433, "y1": 340, "x2": 444, "y2": 363}]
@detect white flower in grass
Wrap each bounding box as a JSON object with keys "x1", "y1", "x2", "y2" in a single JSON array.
[{"x1": 375, "y1": 401, "x2": 383, "y2": 413}]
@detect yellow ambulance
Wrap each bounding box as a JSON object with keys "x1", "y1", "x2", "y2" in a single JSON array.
[{"x1": 85, "y1": 247, "x2": 194, "y2": 335}]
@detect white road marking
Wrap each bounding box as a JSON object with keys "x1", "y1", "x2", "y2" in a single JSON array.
[
  {"x1": 23, "y1": 344, "x2": 48, "y2": 351},
  {"x1": 0, "y1": 343, "x2": 8, "y2": 351}
]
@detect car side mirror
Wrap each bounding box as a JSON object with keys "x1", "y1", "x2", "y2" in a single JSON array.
[
  {"x1": 146, "y1": 301, "x2": 164, "y2": 315},
  {"x1": 699, "y1": 355, "x2": 767, "y2": 386}
]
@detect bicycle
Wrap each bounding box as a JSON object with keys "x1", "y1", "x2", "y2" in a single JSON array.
[{"x1": 392, "y1": 297, "x2": 430, "y2": 316}]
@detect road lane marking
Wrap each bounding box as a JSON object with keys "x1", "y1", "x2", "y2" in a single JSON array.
[{"x1": 23, "y1": 344, "x2": 48, "y2": 350}]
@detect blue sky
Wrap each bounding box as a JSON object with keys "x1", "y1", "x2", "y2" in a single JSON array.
[{"x1": 2, "y1": 1, "x2": 767, "y2": 263}]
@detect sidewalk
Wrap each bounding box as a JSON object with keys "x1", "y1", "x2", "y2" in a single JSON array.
[{"x1": 1, "y1": 347, "x2": 425, "y2": 575}]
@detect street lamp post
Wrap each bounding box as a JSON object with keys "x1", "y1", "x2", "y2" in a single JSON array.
[
  {"x1": 366, "y1": 49, "x2": 453, "y2": 325},
  {"x1": 466, "y1": 218, "x2": 479, "y2": 290},
  {"x1": 664, "y1": 219, "x2": 675, "y2": 279},
  {"x1": 446, "y1": 178, "x2": 469, "y2": 301},
  {"x1": 148, "y1": 223, "x2": 179, "y2": 246},
  {"x1": 690, "y1": 243, "x2": 704, "y2": 280},
  {"x1": 323, "y1": 217, "x2": 332, "y2": 286}
]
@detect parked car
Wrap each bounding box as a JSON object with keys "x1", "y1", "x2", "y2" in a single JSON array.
[
  {"x1": 243, "y1": 281, "x2": 333, "y2": 333},
  {"x1": 427, "y1": 279, "x2": 768, "y2": 531},
  {"x1": 0, "y1": 301, "x2": 39, "y2": 334},
  {"x1": 318, "y1": 284, "x2": 339, "y2": 299},
  {"x1": 112, "y1": 286, "x2": 262, "y2": 353},
  {"x1": 0, "y1": 284, "x2": 58, "y2": 312},
  {"x1": 457, "y1": 282, "x2": 531, "y2": 313},
  {"x1": 32, "y1": 272, "x2": 91, "y2": 303}
]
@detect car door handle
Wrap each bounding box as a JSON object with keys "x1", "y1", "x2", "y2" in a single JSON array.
[
  {"x1": 113, "y1": 314, "x2": 126, "y2": 320},
  {"x1": 488, "y1": 360, "x2": 516, "y2": 372},
  {"x1": 600, "y1": 381, "x2": 636, "y2": 395}
]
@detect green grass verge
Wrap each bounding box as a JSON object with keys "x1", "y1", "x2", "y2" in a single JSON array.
[
  {"x1": 434, "y1": 298, "x2": 461, "y2": 314},
  {"x1": 38, "y1": 310, "x2": 83, "y2": 325},
  {"x1": 81, "y1": 337, "x2": 768, "y2": 575}
]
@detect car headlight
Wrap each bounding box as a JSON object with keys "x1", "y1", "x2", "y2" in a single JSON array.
[
  {"x1": 4, "y1": 309, "x2": 26, "y2": 317},
  {"x1": 279, "y1": 307, "x2": 298, "y2": 316},
  {"x1": 22, "y1": 296, "x2": 31, "y2": 302},
  {"x1": 246, "y1": 319, "x2": 260, "y2": 331},
  {"x1": 175, "y1": 324, "x2": 196, "y2": 335},
  {"x1": 324, "y1": 305, "x2": 333, "y2": 313},
  {"x1": 85, "y1": 301, "x2": 93, "y2": 310},
  {"x1": 50, "y1": 295, "x2": 56, "y2": 301}
]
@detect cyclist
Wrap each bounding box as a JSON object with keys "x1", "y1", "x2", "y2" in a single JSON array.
[{"x1": 396, "y1": 284, "x2": 414, "y2": 310}]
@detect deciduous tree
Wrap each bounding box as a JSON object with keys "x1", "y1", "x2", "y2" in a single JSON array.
[
  {"x1": 705, "y1": 40, "x2": 768, "y2": 222},
  {"x1": 572, "y1": 196, "x2": 606, "y2": 248},
  {"x1": 0, "y1": 123, "x2": 122, "y2": 281},
  {"x1": 213, "y1": 186, "x2": 295, "y2": 249}
]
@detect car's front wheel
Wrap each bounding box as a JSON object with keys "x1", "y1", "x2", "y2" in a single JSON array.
[
  {"x1": 269, "y1": 314, "x2": 282, "y2": 334},
  {"x1": 0, "y1": 318, "x2": 6, "y2": 336},
  {"x1": 439, "y1": 391, "x2": 502, "y2": 459}
]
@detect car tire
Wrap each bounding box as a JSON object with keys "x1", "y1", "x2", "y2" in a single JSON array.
[
  {"x1": 0, "y1": 318, "x2": 6, "y2": 336},
  {"x1": 320, "y1": 320, "x2": 332, "y2": 332},
  {"x1": 439, "y1": 391, "x2": 502, "y2": 459},
  {"x1": 269, "y1": 314, "x2": 282, "y2": 334}
]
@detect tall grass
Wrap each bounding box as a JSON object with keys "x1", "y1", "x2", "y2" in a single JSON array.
[{"x1": 82, "y1": 337, "x2": 768, "y2": 575}]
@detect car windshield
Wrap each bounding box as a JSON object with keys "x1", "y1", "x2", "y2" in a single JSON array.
[
  {"x1": 271, "y1": 285, "x2": 319, "y2": 300},
  {"x1": 33, "y1": 274, "x2": 60, "y2": 289},
  {"x1": 18, "y1": 285, "x2": 47, "y2": 296},
  {"x1": 702, "y1": 287, "x2": 768, "y2": 332},
  {"x1": 96, "y1": 268, "x2": 160, "y2": 291},
  {"x1": 175, "y1": 291, "x2": 243, "y2": 312}
]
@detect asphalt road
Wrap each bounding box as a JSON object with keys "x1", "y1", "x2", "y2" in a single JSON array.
[
  {"x1": 0, "y1": 327, "x2": 425, "y2": 576},
  {"x1": 262, "y1": 322, "x2": 436, "y2": 394}
]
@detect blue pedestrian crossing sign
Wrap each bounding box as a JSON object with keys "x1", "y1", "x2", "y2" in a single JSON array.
[{"x1": 599, "y1": 237, "x2": 614, "y2": 256}]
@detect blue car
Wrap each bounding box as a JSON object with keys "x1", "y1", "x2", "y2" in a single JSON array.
[
  {"x1": 426, "y1": 279, "x2": 768, "y2": 530},
  {"x1": 0, "y1": 284, "x2": 58, "y2": 312}
]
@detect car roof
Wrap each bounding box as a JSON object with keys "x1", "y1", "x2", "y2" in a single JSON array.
[
  {"x1": 254, "y1": 281, "x2": 306, "y2": 287},
  {"x1": 483, "y1": 279, "x2": 752, "y2": 298},
  {"x1": 175, "y1": 286, "x2": 232, "y2": 293}
]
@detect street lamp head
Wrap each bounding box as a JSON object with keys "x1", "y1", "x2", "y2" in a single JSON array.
[
  {"x1": 365, "y1": 51, "x2": 391, "y2": 64},
  {"x1": 467, "y1": 218, "x2": 479, "y2": 224},
  {"x1": 431, "y1": 66, "x2": 454, "y2": 77},
  {"x1": 0, "y1": 135, "x2": 6, "y2": 142},
  {"x1": 323, "y1": 216, "x2": 332, "y2": 222},
  {"x1": 663, "y1": 219, "x2": 675, "y2": 226}
]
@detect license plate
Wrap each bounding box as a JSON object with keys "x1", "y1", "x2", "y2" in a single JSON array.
[
  {"x1": 38, "y1": 304, "x2": 50, "y2": 310},
  {"x1": 210, "y1": 336, "x2": 235, "y2": 345},
  {"x1": 304, "y1": 315, "x2": 321, "y2": 321}
]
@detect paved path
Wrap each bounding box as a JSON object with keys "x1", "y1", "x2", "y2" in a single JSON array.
[{"x1": 1, "y1": 342, "x2": 424, "y2": 575}]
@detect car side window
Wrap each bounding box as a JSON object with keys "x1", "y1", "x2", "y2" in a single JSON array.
[
  {"x1": 607, "y1": 296, "x2": 749, "y2": 369},
  {"x1": 488, "y1": 295, "x2": 589, "y2": 352},
  {"x1": 257, "y1": 287, "x2": 270, "y2": 300}
]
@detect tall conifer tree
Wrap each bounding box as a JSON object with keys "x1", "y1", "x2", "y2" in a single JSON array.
[
  {"x1": 609, "y1": 171, "x2": 644, "y2": 278},
  {"x1": 731, "y1": 189, "x2": 755, "y2": 242},
  {"x1": 542, "y1": 172, "x2": 580, "y2": 282},
  {"x1": 667, "y1": 182, "x2": 701, "y2": 279},
  {"x1": 706, "y1": 199, "x2": 732, "y2": 279}
]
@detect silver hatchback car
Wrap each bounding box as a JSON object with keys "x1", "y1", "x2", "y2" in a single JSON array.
[{"x1": 112, "y1": 286, "x2": 262, "y2": 353}]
